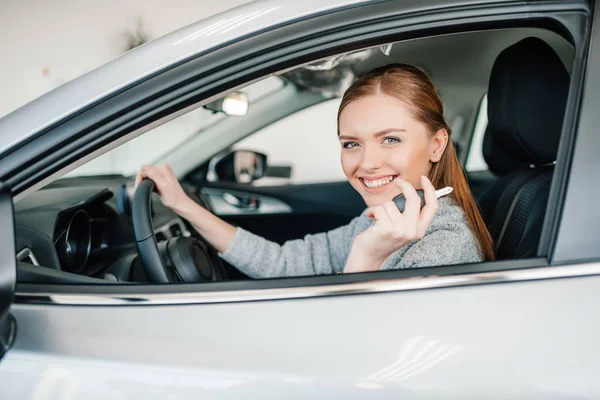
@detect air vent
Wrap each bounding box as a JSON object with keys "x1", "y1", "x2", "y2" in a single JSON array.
[{"x1": 17, "y1": 248, "x2": 40, "y2": 266}]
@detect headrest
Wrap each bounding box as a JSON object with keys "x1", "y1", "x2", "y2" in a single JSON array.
[
  {"x1": 484, "y1": 37, "x2": 570, "y2": 174},
  {"x1": 482, "y1": 129, "x2": 530, "y2": 175}
]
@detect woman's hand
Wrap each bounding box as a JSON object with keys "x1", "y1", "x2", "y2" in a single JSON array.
[
  {"x1": 344, "y1": 176, "x2": 439, "y2": 273},
  {"x1": 135, "y1": 164, "x2": 191, "y2": 214},
  {"x1": 135, "y1": 163, "x2": 237, "y2": 253}
]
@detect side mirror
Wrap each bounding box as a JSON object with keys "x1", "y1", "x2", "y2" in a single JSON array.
[
  {"x1": 204, "y1": 91, "x2": 249, "y2": 116},
  {"x1": 207, "y1": 150, "x2": 267, "y2": 184}
]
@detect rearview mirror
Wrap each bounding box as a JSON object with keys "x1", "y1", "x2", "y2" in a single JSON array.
[
  {"x1": 207, "y1": 150, "x2": 267, "y2": 183},
  {"x1": 204, "y1": 91, "x2": 249, "y2": 116}
]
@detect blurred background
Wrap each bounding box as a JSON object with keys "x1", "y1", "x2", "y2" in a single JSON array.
[{"x1": 1, "y1": 0, "x2": 252, "y2": 118}]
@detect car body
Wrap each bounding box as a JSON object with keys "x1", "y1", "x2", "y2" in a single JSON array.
[{"x1": 0, "y1": 0, "x2": 600, "y2": 399}]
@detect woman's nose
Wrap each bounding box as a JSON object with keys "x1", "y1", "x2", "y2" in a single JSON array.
[{"x1": 360, "y1": 145, "x2": 384, "y2": 171}]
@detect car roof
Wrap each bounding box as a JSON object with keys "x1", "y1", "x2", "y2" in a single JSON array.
[{"x1": 0, "y1": 0, "x2": 510, "y2": 157}]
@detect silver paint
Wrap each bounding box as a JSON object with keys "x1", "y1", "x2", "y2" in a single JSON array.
[
  {"x1": 2, "y1": 265, "x2": 600, "y2": 399},
  {"x1": 13, "y1": 261, "x2": 600, "y2": 306}
]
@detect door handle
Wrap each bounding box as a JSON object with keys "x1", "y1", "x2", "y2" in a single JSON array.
[{"x1": 222, "y1": 192, "x2": 260, "y2": 210}]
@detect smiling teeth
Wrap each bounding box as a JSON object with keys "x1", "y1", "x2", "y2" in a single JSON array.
[{"x1": 363, "y1": 176, "x2": 394, "y2": 188}]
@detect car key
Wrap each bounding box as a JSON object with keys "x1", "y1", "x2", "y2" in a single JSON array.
[{"x1": 393, "y1": 186, "x2": 453, "y2": 213}]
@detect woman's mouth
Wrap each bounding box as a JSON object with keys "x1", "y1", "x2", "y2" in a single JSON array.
[{"x1": 359, "y1": 175, "x2": 398, "y2": 193}]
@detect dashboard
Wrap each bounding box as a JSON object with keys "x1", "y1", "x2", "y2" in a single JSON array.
[{"x1": 14, "y1": 176, "x2": 200, "y2": 283}]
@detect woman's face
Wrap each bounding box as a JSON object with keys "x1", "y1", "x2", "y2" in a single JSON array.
[{"x1": 338, "y1": 94, "x2": 446, "y2": 207}]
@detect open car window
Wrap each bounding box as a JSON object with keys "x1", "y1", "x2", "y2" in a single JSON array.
[
  {"x1": 13, "y1": 22, "x2": 577, "y2": 286},
  {"x1": 64, "y1": 77, "x2": 285, "y2": 178},
  {"x1": 232, "y1": 98, "x2": 346, "y2": 186}
]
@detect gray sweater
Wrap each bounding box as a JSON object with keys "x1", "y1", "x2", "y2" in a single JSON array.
[{"x1": 220, "y1": 198, "x2": 483, "y2": 278}]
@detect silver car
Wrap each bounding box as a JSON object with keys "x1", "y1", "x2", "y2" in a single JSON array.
[{"x1": 0, "y1": 0, "x2": 599, "y2": 398}]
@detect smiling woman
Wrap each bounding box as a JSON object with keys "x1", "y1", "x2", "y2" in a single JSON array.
[
  {"x1": 138, "y1": 63, "x2": 490, "y2": 278},
  {"x1": 1, "y1": 0, "x2": 592, "y2": 394},
  {"x1": 338, "y1": 64, "x2": 495, "y2": 262}
]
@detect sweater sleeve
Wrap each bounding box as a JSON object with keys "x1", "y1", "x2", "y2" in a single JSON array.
[
  {"x1": 382, "y1": 229, "x2": 484, "y2": 270},
  {"x1": 219, "y1": 217, "x2": 362, "y2": 278}
]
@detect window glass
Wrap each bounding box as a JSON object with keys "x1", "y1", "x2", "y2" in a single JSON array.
[
  {"x1": 65, "y1": 77, "x2": 284, "y2": 178},
  {"x1": 233, "y1": 98, "x2": 347, "y2": 185},
  {"x1": 465, "y1": 94, "x2": 489, "y2": 172}
]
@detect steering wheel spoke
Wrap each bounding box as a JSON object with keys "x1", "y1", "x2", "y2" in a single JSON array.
[{"x1": 132, "y1": 179, "x2": 227, "y2": 283}]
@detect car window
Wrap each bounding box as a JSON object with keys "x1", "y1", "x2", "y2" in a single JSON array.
[
  {"x1": 465, "y1": 94, "x2": 489, "y2": 172},
  {"x1": 64, "y1": 77, "x2": 284, "y2": 178},
  {"x1": 233, "y1": 98, "x2": 347, "y2": 185},
  {"x1": 16, "y1": 23, "x2": 577, "y2": 288}
]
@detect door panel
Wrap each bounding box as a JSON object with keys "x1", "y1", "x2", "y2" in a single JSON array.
[
  {"x1": 203, "y1": 181, "x2": 365, "y2": 244},
  {"x1": 0, "y1": 182, "x2": 16, "y2": 362},
  {"x1": 2, "y1": 274, "x2": 600, "y2": 399}
]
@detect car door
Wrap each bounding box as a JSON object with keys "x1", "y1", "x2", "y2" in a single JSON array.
[
  {"x1": 0, "y1": 1, "x2": 598, "y2": 399},
  {"x1": 0, "y1": 182, "x2": 16, "y2": 363},
  {"x1": 202, "y1": 180, "x2": 364, "y2": 243}
]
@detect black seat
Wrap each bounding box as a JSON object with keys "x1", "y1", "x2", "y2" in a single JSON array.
[{"x1": 478, "y1": 37, "x2": 570, "y2": 259}]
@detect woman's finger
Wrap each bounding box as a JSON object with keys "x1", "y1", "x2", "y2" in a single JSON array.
[
  {"x1": 394, "y1": 178, "x2": 421, "y2": 221},
  {"x1": 141, "y1": 165, "x2": 167, "y2": 190},
  {"x1": 134, "y1": 165, "x2": 148, "y2": 187},
  {"x1": 158, "y1": 163, "x2": 173, "y2": 178},
  {"x1": 368, "y1": 205, "x2": 392, "y2": 226},
  {"x1": 158, "y1": 164, "x2": 178, "y2": 188},
  {"x1": 382, "y1": 201, "x2": 404, "y2": 227},
  {"x1": 417, "y1": 175, "x2": 439, "y2": 234}
]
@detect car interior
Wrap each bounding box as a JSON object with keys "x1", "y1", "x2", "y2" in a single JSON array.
[{"x1": 13, "y1": 26, "x2": 574, "y2": 285}]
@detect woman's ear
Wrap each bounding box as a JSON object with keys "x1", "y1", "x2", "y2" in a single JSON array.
[{"x1": 429, "y1": 128, "x2": 449, "y2": 162}]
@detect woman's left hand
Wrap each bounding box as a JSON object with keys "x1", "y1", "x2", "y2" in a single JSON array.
[{"x1": 344, "y1": 176, "x2": 439, "y2": 273}]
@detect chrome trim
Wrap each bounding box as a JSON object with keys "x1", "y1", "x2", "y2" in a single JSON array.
[
  {"x1": 15, "y1": 262, "x2": 600, "y2": 306},
  {"x1": 222, "y1": 192, "x2": 258, "y2": 210},
  {"x1": 16, "y1": 247, "x2": 40, "y2": 266},
  {"x1": 203, "y1": 187, "x2": 292, "y2": 216},
  {"x1": 206, "y1": 151, "x2": 227, "y2": 183}
]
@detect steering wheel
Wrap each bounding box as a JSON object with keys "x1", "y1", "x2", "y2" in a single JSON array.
[{"x1": 132, "y1": 179, "x2": 227, "y2": 283}]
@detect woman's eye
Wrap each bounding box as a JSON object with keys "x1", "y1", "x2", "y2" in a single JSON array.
[
  {"x1": 342, "y1": 142, "x2": 359, "y2": 149},
  {"x1": 382, "y1": 137, "x2": 401, "y2": 145}
]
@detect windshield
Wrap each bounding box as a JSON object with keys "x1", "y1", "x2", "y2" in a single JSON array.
[{"x1": 64, "y1": 76, "x2": 284, "y2": 178}]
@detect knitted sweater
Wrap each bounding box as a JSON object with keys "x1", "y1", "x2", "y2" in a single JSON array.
[{"x1": 220, "y1": 198, "x2": 483, "y2": 278}]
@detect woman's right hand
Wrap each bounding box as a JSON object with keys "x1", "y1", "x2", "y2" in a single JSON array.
[
  {"x1": 136, "y1": 164, "x2": 237, "y2": 253},
  {"x1": 135, "y1": 164, "x2": 191, "y2": 214}
]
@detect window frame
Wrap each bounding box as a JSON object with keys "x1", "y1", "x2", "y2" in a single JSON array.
[{"x1": 8, "y1": 1, "x2": 592, "y2": 303}]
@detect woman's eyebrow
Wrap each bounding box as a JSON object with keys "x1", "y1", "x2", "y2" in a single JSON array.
[
  {"x1": 373, "y1": 128, "x2": 407, "y2": 137},
  {"x1": 338, "y1": 135, "x2": 358, "y2": 140},
  {"x1": 339, "y1": 128, "x2": 406, "y2": 141}
]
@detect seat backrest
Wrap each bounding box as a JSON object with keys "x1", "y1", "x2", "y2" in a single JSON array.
[{"x1": 479, "y1": 37, "x2": 570, "y2": 259}]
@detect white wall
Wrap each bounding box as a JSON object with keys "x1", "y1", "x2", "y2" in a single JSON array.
[{"x1": 1, "y1": 0, "x2": 251, "y2": 118}]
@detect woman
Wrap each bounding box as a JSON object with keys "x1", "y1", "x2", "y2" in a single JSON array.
[{"x1": 136, "y1": 64, "x2": 495, "y2": 277}]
